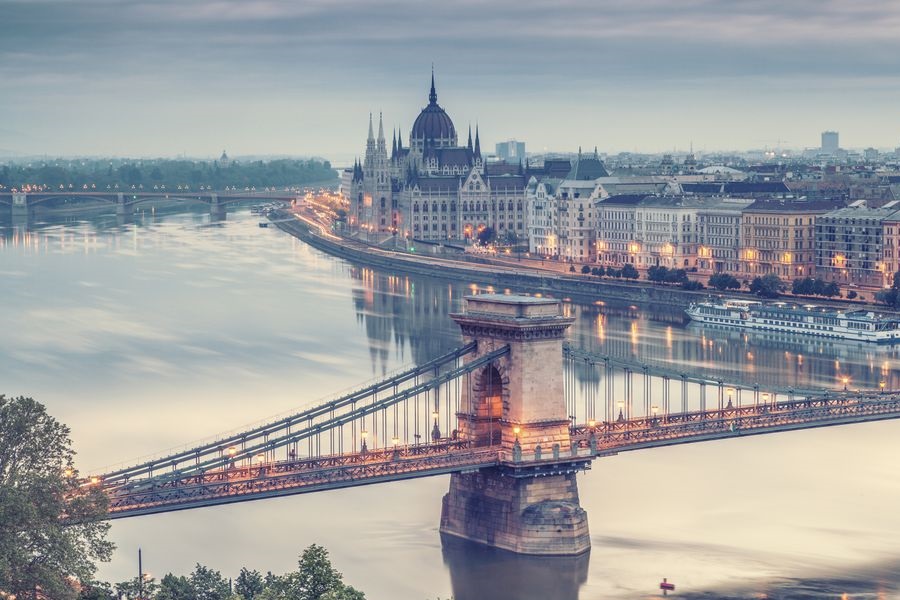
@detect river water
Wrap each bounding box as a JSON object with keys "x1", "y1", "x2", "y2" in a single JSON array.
[{"x1": 2, "y1": 209, "x2": 898, "y2": 599}]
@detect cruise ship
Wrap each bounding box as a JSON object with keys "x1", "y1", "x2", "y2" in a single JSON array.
[{"x1": 685, "y1": 299, "x2": 900, "y2": 343}]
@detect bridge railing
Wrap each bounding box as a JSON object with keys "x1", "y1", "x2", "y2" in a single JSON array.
[
  {"x1": 570, "y1": 391, "x2": 900, "y2": 453},
  {"x1": 561, "y1": 344, "x2": 858, "y2": 432}
]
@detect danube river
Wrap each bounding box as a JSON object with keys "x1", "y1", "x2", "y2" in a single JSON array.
[{"x1": 2, "y1": 209, "x2": 898, "y2": 599}]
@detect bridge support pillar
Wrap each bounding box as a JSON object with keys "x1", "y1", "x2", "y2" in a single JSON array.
[
  {"x1": 441, "y1": 294, "x2": 590, "y2": 555},
  {"x1": 209, "y1": 193, "x2": 225, "y2": 220},
  {"x1": 11, "y1": 192, "x2": 28, "y2": 218},
  {"x1": 115, "y1": 192, "x2": 127, "y2": 216}
]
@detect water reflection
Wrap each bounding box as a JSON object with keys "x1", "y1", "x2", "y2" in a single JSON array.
[
  {"x1": 685, "y1": 558, "x2": 900, "y2": 599},
  {"x1": 347, "y1": 266, "x2": 899, "y2": 394},
  {"x1": 441, "y1": 535, "x2": 589, "y2": 600}
]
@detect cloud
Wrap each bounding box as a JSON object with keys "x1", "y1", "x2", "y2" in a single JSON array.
[{"x1": 2, "y1": 0, "x2": 899, "y2": 155}]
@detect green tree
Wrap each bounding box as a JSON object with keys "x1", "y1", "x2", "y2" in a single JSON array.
[
  {"x1": 293, "y1": 545, "x2": 343, "y2": 600},
  {"x1": 580, "y1": 265, "x2": 591, "y2": 274},
  {"x1": 664, "y1": 268, "x2": 688, "y2": 284},
  {"x1": 78, "y1": 581, "x2": 116, "y2": 600},
  {"x1": 822, "y1": 281, "x2": 840, "y2": 298},
  {"x1": 710, "y1": 273, "x2": 741, "y2": 291},
  {"x1": 0, "y1": 396, "x2": 113, "y2": 600},
  {"x1": 190, "y1": 564, "x2": 231, "y2": 600},
  {"x1": 792, "y1": 277, "x2": 814, "y2": 295},
  {"x1": 275, "y1": 544, "x2": 365, "y2": 600},
  {"x1": 157, "y1": 574, "x2": 194, "y2": 600},
  {"x1": 235, "y1": 568, "x2": 265, "y2": 600},
  {"x1": 621, "y1": 264, "x2": 639, "y2": 279},
  {"x1": 646, "y1": 266, "x2": 669, "y2": 282},
  {"x1": 115, "y1": 575, "x2": 159, "y2": 600},
  {"x1": 476, "y1": 227, "x2": 496, "y2": 246},
  {"x1": 750, "y1": 274, "x2": 786, "y2": 298},
  {"x1": 875, "y1": 270, "x2": 900, "y2": 307}
]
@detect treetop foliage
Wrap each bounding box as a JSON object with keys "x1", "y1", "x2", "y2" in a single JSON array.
[
  {"x1": 0, "y1": 395, "x2": 113, "y2": 600},
  {"x1": 0, "y1": 158, "x2": 337, "y2": 191}
]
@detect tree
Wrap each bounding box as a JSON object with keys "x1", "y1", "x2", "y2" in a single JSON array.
[
  {"x1": 115, "y1": 576, "x2": 158, "y2": 600},
  {"x1": 79, "y1": 581, "x2": 116, "y2": 600},
  {"x1": 822, "y1": 281, "x2": 840, "y2": 298},
  {"x1": 792, "y1": 277, "x2": 814, "y2": 295},
  {"x1": 293, "y1": 544, "x2": 343, "y2": 600},
  {"x1": 475, "y1": 227, "x2": 496, "y2": 246},
  {"x1": 580, "y1": 265, "x2": 591, "y2": 275},
  {"x1": 190, "y1": 564, "x2": 230, "y2": 600},
  {"x1": 876, "y1": 270, "x2": 900, "y2": 307},
  {"x1": 621, "y1": 264, "x2": 639, "y2": 279},
  {"x1": 157, "y1": 574, "x2": 194, "y2": 600},
  {"x1": 0, "y1": 396, "x2": 113, "y2": 600},
  {"x1": 681, "y1": 280, "x2": 704, "y2": 290},
  {"x1": 591, "y1": 266, "x2": 605, "y2": 277},
  {"x1": 664, "y1": 268, "x2": 688, "y2": 284},
  {"x1": 710, "y1": 273, "x2": 741, "y2": 291},
  {"x1": 235, "y1": 568, "x2": 265, "y2": 600},
  {"x1": 750, "y1": 274, "x2": 786, "y2": 298},
  {"x1": 275, "y1": 544, "x2": 366, "y2": 600},
  {"x1": 646, "y1": 266, "x2": 668, "y2": 282}
]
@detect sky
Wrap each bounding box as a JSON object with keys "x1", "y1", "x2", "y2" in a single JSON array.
[{"x1": 2, "y1": 0, "x2": 900, "y2": 164}]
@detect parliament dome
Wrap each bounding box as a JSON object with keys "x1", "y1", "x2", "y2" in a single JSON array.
[{"x1": 411, "y1": 74, "x2": 457, "y2": 147}]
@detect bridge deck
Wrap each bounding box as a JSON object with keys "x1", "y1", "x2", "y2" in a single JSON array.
[{"x1": 96, "y1": 392, "x2": 900, "y2": 519}]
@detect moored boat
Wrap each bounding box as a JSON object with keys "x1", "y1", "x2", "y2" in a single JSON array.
[{"x1": 685, "y1": 298, "x2": 900, "y2": 343}]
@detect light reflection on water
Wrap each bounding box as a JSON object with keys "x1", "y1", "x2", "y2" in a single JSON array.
[{"x1": 1, "y1": 210, "x2": 898, "y2": 599}]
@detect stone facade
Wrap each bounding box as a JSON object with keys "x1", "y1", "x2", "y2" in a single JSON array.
[
  {"x1": 345, "y1": 75, "x2": 528, "y2": 243},
  {"x1": 440, "y1": 470, "x2": 590, "y2": 555},
  {"x1": 440, "y1": 294, "x2": 590, "y2": 556}
]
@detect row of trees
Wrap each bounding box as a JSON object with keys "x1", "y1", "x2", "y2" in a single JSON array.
[
  {"x1": 82, "y1": 545, "x2": 364, "y2": 600},
  {"x1": 0, "y1": 158, "x2": 337, "y2": 191},
  {"x1": 575, "y1": 264, "x2": 871, "y2": 301},
  {"x1": 578, "y1": 264, "x2": 639, "y2": 279}
]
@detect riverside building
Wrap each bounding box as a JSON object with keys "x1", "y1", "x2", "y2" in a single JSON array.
[{"x1": 346, "y1": 74, "x2": 527, "y2": 243}]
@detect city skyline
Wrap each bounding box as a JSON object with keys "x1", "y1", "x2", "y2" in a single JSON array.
[{"x1": 3, "y1": 0, "x2": 900, "y2": 160}]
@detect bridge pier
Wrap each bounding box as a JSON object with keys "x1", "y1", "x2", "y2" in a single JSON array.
[
  {"x1": 209, "y1": 193, "x2": 226, "y2": 220},
  {"x1": 441, "y1": 295, "x2": 591, "y2": 556},
  {"x1": 115, "y1": 192, "x2": 128, "y2": 217},
  {"x1": 11, "y1": 192, "x2": 28, "y2": 219}
]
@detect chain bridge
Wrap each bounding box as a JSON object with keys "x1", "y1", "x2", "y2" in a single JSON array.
[{"x1": 83, "y1": 294, "x2": 900, "y2": 555}]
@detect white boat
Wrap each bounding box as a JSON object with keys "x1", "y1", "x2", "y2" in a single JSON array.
[{"x1": 685, "y1": 298, "x2": 900, "y2": 344}]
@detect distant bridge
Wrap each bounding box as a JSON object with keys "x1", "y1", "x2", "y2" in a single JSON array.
[
  {"x1": 78, "y1": 295, "x2": 900, "y2": 555},
  {"x1": 0, "y1": 190, "x2": 300, "y2": 215}
]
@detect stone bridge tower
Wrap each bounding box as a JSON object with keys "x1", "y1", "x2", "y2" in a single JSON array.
[{"x1": 440, "y1": 294, "x2": 591, "y2": 555}]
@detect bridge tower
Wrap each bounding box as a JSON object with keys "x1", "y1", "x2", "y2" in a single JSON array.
[{"x1": 441, "y1": 294, "x2": 591, "y2": 555}]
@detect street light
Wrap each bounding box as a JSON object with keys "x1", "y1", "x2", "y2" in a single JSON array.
[
  {"x1": 360, "y1": 429, "x2": 368, "y2": 453},
  {"x1": 880, "y1": 380, "x2": 886, "y2": 394},
  {"x1": 842, "y1": 376, "x2": 850, "y2": 391}
]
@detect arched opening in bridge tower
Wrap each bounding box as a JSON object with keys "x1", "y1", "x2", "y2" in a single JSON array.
[{"x1": 467, "y1": 364, "x2": 504, "y2": 446}]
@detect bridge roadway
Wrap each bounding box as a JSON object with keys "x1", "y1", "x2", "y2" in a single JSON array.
[
  {"x1": 0, "y1": 190, "x2": 299, "y2": 208},
  {"x1": 99, "y1": 390, "x2": 900, "y2": 519}
]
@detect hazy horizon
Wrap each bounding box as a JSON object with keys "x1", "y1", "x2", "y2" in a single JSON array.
[{"x1": 3, "y1": 0, "x2": 900, "y2": 161}]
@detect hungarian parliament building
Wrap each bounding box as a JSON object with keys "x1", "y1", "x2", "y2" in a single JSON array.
[{"x1": 343, "y1": 74, "x2": 533, "y2": 244}]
